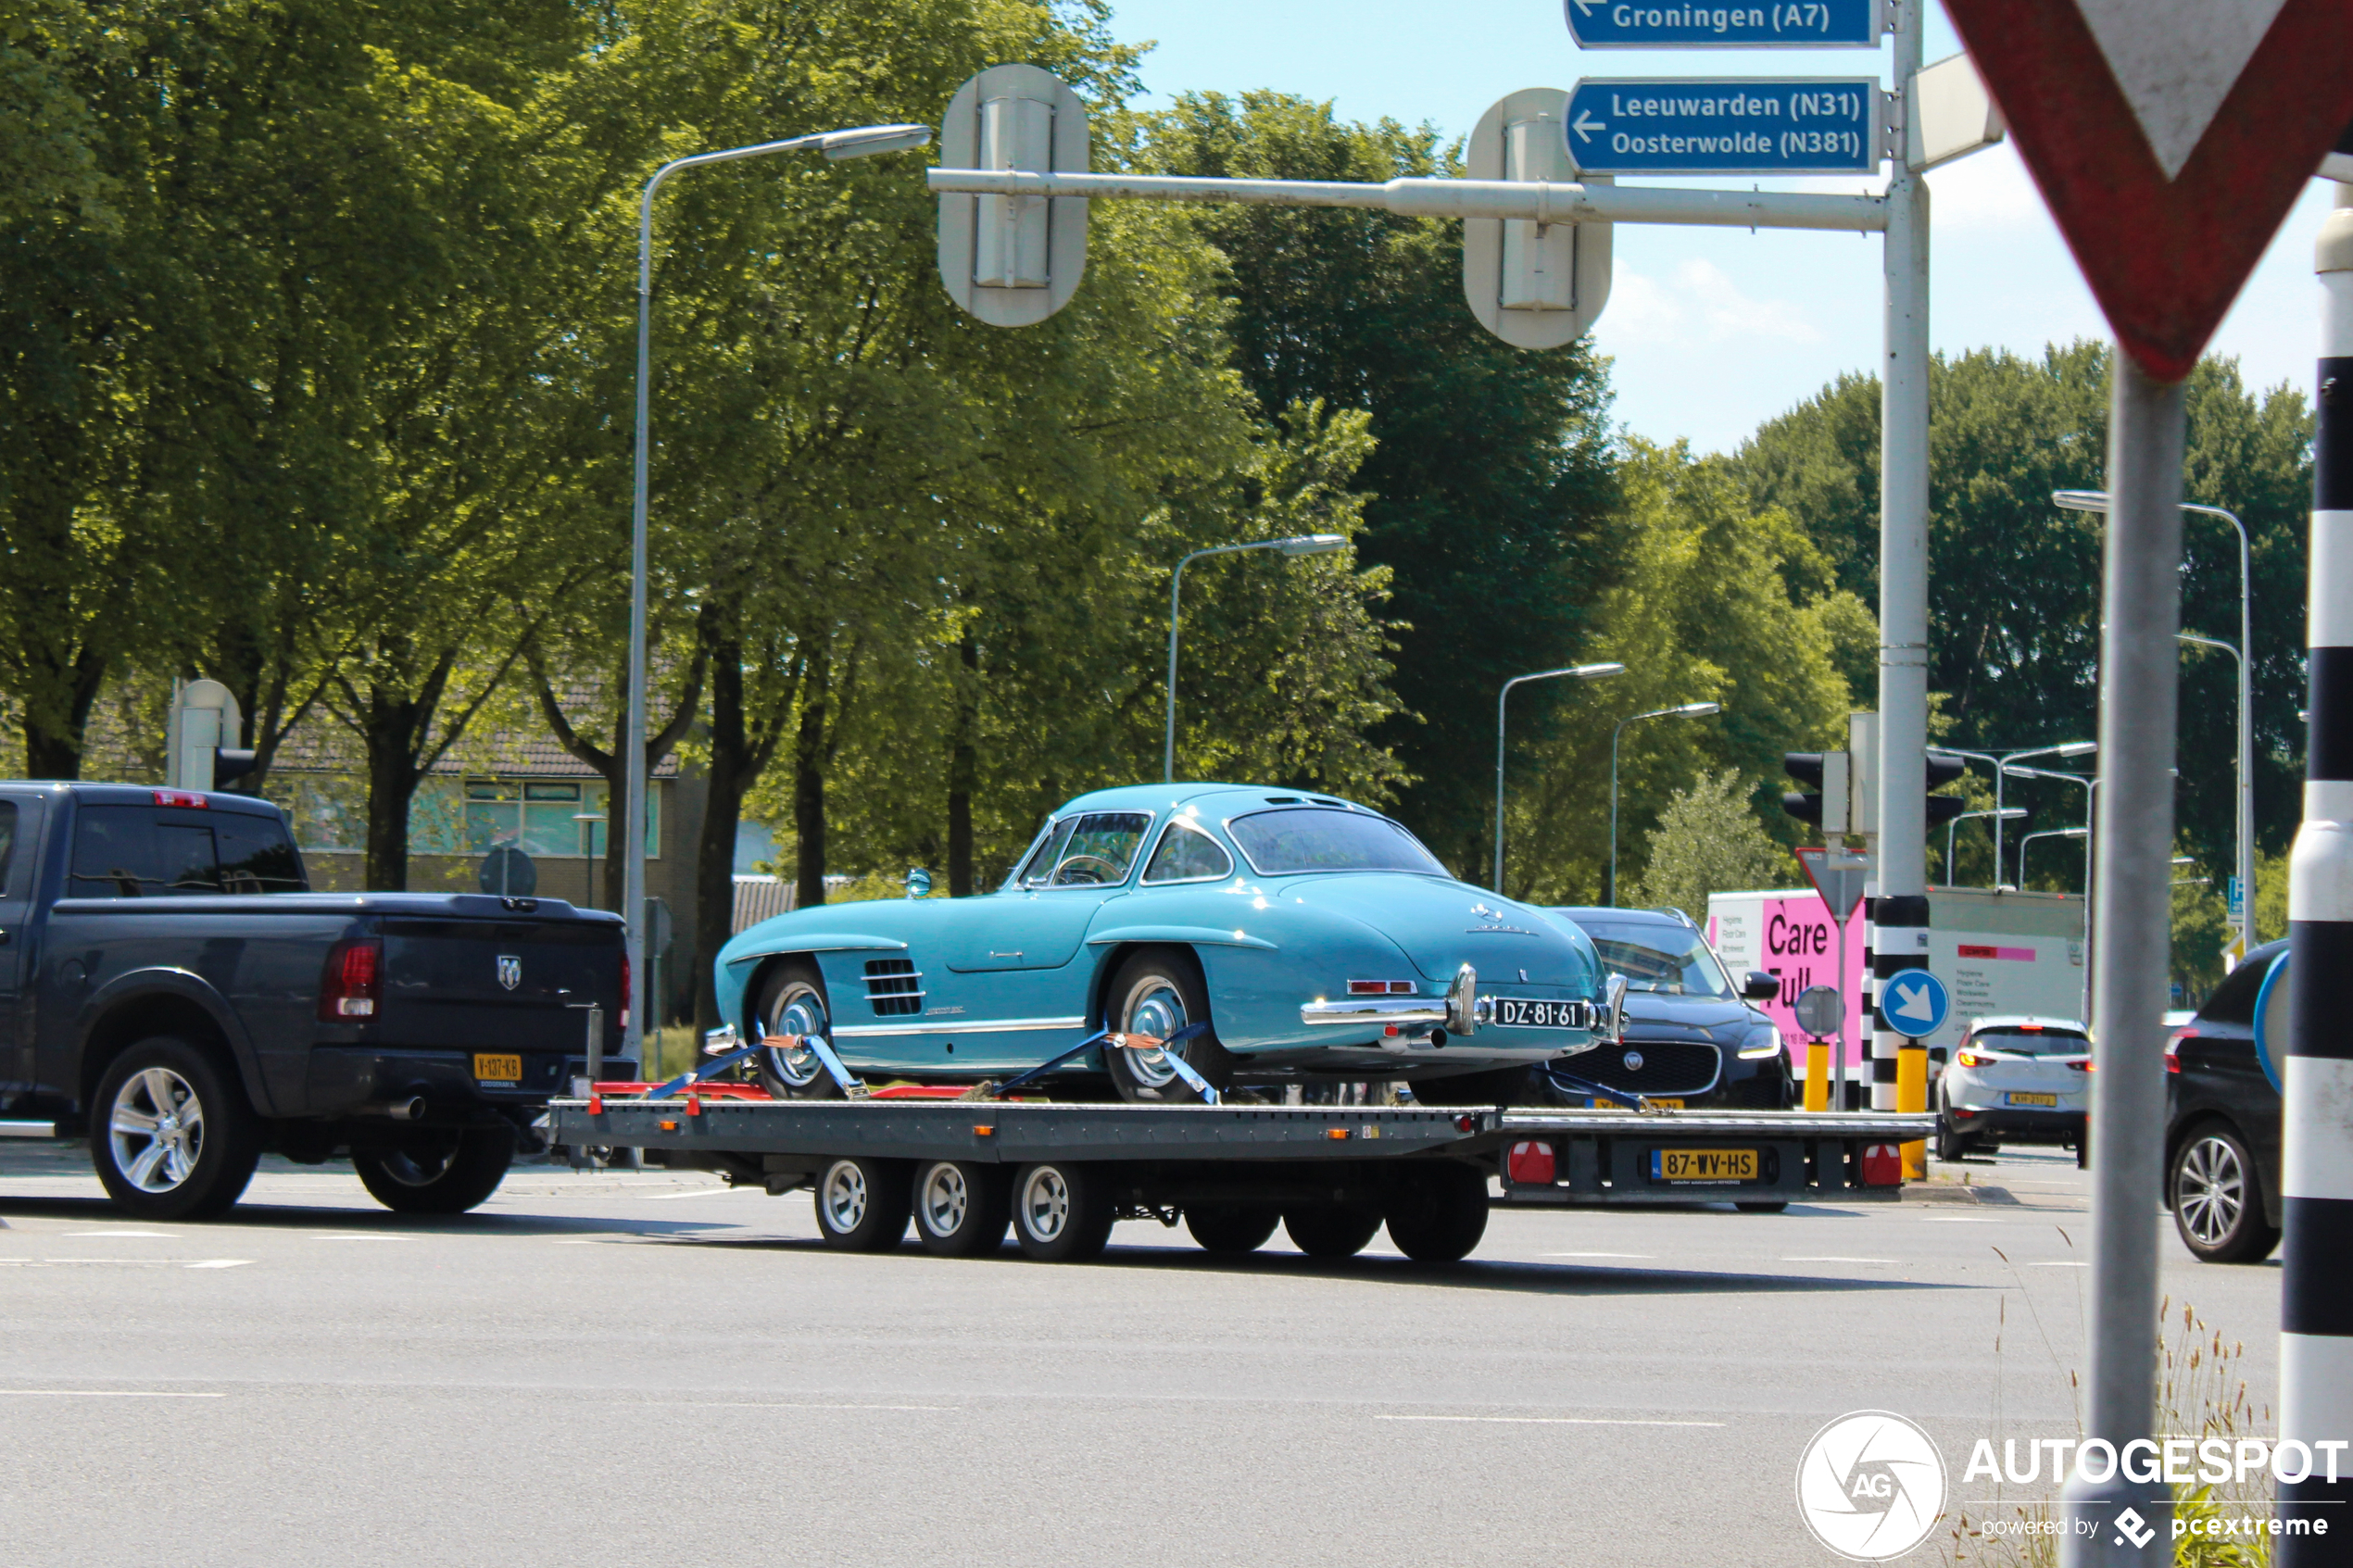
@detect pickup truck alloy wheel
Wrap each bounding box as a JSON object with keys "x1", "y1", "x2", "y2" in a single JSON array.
[
  {"x1": 92, "y1": 1037, "x2": 259, "y2": 1221},
  {"x1": 2170, "y1": 1126, "x2": 2279, "y2": 1264},
  {"x1": 1103, "y1": 948, "x2": 1231, "y2": 1104},
  {"x1": 913, "y1": 1160, "x2": 1009, "y2": 1257},
  {"x1": 1011, "y1": 1161, "x2": 1114, "y2": 1261},
  {"x1": 351, "y1": 1124, "x2": 515, "y2": 1215},
  {"x1": 814, "y1": 1156, "x2": 910, "y2": 1251},
  {"x1": 753, "y1": 963, "x2": 841, "y2": 1100}
]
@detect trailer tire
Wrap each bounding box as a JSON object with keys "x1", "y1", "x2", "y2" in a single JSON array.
[
  {"x1": 1283, "y1": 1205, "x2": 1384, "y2": 1258},
  {"x1": 1383, "y1": 1164, "x2": 1488, "y2": 1263},
  {"x1": 752, "y1": 961, "x2": 844, "y2": 1100},
  {"x1": 352, "y1": 1123, "x2": 515, "y2": 1214},
  {"x1": 91, "y1": 1037, "x2": 261, "y2": 1221},
  {"x1": 1010, "y1": 1161, "x2": 1114, "y2": 1261},
  {"x1": 1733, "y1": 1200, "x2": 1789, "y2": 1214},
  {"x1": 1185, "y1": 1204, "x2": 1278, "y2": 1255},
  {"x1": 1103, "y1": 948, "x2": 1232, "y2": 1104},
  {"x1": 814, "y1": 1156, "x2": 911, "y2": 1251},
  {"x1": 1410, "y1": 1066, "x2": 1533, "y2": 1108},
  {"x1": 912, "y1": 1160, "x2": 1009, "y2": 1257}
]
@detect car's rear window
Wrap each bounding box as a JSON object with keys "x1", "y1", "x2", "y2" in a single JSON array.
[
  {"x1": 2196, "y1": 954, "x2": 2273, "y2": 1026},
  {"x1": 1970, "y1": 1025, "x2": 2088, "y2": 1055},
  {"x1": 1226, "y1": 809, "x2": 1447, "y2": 876},
  {"x1": 69, "y1": 805, "x2": 308, "y2": 897}
]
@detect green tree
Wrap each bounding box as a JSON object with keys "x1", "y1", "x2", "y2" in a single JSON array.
[
  {"x1": 1134, "y1": 92, "x2": 1623, "y2": 872},
  {"x1": 1629, "y1": 768, "x2": 1792, "y2": 916}
]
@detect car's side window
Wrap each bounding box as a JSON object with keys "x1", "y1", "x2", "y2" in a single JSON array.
[
  {"x1": 1038, "y1": 812, "x2": 1152, "y2": 886},
  {"x1": 0, "y1": 800, "x2": 15, "y2": 896},
  {"x1": 1015, "y1": 819, "x2": 1077, "y2": 887},
  {"x1": 1142, "y1": 819, "x2": 1233, "y2": 884}
]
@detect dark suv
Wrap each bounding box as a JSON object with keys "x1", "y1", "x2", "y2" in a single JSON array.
[
  {"x1": 1539, "y1": 907, "x2": 1792, "y2": 1110},
  {"x1": 2164, "y1": 937, "x2": 2286, "y2": 1263}
]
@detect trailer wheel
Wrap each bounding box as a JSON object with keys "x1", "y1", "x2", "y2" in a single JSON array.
[
  {"x1": 1184, "y1": 1204, "x2": 1278, "y2": 1255},
  {"x1": 1103, "y1": 948, "x2": 1232, "y2": 1104},
  {"x1": 1409, "y1": 1066, "x2": 1533, "y2": 1108},
  {"x1": 92, "y1": 1037, "x2": 260, "y2": 1221},
  {"x1": 1733, "y1": 1201, "x2": 1789, "y2": 1214},
  {"x1": 752, "y1": 961, "x2": 843, "y2": 1100},
  {"x1": 912, "y1": 1160, "x2": 1009, "y2": 1257},
  {"x1": 814, "y1": 1156, "x2": 911, "y2": 1251},
  {"x1": 1283, "y1": 1205, "x2": 1384, "y2": 1258},
  {"x1": 1010, "y1": 1161, "x2": 1115, "y2": 1261},
  {"x1": 1383, "y1": 1164, "x2": 1488, "y2": 1263},
  {"x1": 352, "y1": 1123, "x2": 515, "y2": 1214}
]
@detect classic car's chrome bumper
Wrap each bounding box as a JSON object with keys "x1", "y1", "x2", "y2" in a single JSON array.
[{"x1": 1300, "y1": 966, "x2": 1627, "y2": 1043}]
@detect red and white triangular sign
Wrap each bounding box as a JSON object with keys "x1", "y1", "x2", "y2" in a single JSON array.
[{"x1": 1943, "y1": 0, "x2": 2353, "y2": 383}]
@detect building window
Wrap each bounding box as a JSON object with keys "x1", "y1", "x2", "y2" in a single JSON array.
[{"x1": 460, "y1": 779, "x2": 657, "y2": 859}]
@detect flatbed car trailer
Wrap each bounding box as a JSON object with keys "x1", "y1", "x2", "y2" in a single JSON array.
[{"x1": 547, "y1": 1093, "x2": 1939, "y2": 1264}]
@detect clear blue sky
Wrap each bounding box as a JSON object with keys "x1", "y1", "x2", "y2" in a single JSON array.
[{"x1": 1100, "y1": 0, "x2": 2334, "y2": 456}]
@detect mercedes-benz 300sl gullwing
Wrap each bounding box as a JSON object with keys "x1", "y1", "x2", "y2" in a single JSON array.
[{"x1": 712, "y1": 784, "x2": 1617, "y2": 1103}]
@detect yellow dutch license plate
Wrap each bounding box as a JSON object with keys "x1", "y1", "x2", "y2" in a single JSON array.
[
  {"x1": 2007, "y1": 1092, "x2": 2058, "y2": 1108},
  {"x1": 1652, "y1": 1148, "x2": 1757, "y2": 1184},
  {"x1": 1592, "y1": 1098, "x2": 1683, "y2": 1110},
  {"x1": 473, "y1": 1053, "x2": 523, "y2": 1084}
]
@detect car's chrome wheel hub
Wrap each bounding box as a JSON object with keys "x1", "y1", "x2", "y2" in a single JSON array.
[
  {"x1": 920, "y1": 1164, "x2": 969, "y2": 1236},
  {"x1": 2178, "y1": 1136, "x2": 2246, "y2": 1246},
  {"x1": 1120, "y1": 978, "x2": 1189, "y2": 1088},
  {"x1": 765, "y1": 985, "x2": 830, "y2": 1088},
  {"x1": 109, "y1": 1067, "x2": 204, "y2": 1194},
  {"x1": 1020, "y1": 1167, "x2": 1070, "y2": 1241},
  {"x1": 821, "y1": 1160, "x2": 868, "y2": 1232}
]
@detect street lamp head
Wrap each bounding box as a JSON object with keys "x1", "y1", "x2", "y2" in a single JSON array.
[
  {"x1": 1574, "y1": 662, "x2": 1628, "y2": 678},
  {"x1": 2051, "y1": 489, "x2": 2111, "y2": 514},
  {"x1": 1275, "y1": 533, "x2": 1348, "y2": 556},
  {"x1": 2056, "y1": 741, "x2": 2097, "y2": 758},
  {"x1": 1677, "y1": 702, "x2": 1722, "y2": 716},
  {"x1": 820, "y1": 123, "x2": 934, "y2": 160},
  {"x1": 2055, "y1": 826, "x2": 2089, "y2": 838},
  {"x1": 1993, "y1": 808, "x2": 2028, "y2": 820}
]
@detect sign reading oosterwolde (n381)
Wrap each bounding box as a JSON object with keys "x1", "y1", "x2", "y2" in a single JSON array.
[{"x1": 1939, "y1": 0, "x2": 2353, "y2": 382}]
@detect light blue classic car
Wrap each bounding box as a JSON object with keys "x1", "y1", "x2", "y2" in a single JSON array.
[{"x1": 712, "y1": 784, "x2": 1617, "y2": 1103}]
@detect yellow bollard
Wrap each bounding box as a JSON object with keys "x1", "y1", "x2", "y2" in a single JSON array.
[
  {"x1": 1897, "y1": 1045, "x2": 1929, "y2": 1177},
  {"x1": 1804, "y1": 1037, "x2": 1830, "y2": 1112}
]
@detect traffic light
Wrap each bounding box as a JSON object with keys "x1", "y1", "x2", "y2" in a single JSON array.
[
  {"x1": 1782, "y1": 751, "x2": 1851, "y2": 833},
  {"x1": 1925, "y1": 752, "x2": 1968, "y2": 828}
]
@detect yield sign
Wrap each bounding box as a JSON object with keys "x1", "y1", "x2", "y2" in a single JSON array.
[
  {"x1": 1794, "y1": 846, "x2": 1869, "y2": 923},
  {"x1": 1941, "y1": 0, "x2": 2353, "y2": 382}
]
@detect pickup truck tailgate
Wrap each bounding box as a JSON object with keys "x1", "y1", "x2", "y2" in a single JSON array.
[{"x1": 377, "y1": 916, "x2": 623, "y2": 1051}]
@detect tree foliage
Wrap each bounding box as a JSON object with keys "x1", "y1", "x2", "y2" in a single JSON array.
[{"x1": 1629, "y1": 768, "x2": 1793, "y2": 917}]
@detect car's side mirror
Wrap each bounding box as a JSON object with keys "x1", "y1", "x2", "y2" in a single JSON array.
[
  {"x1": 1930, "y1": 1047, "x2": 1949, "y2": 1065},
  {"x1": 1743, "y1": 971, "x2": 1780, "y2": 1002}
]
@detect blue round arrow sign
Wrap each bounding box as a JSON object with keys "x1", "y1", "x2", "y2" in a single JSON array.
[{"x1": 1881, "y1": 970, "x2": 1950, "y2": 1039}]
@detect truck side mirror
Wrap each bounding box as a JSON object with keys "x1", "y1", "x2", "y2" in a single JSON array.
[{"x1": 1743, "y1": 971, "x2": 1780, "y2": 1002}]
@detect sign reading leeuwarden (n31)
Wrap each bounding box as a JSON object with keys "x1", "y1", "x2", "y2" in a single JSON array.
[
  {"x1": 1565, "y1": 79, "x2": 1880, "y2": 177},
  {"x1": 1565, "y1": 0, "x2": 1883, "y2": 49}
]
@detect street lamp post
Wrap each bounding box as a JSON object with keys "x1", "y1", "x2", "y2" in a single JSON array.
[
  {"x1": 1164, "y1": 534, "x2": 1348, "y2": 783},
  {"x1": 1945, "y1": 807, "x2": 2027, "y2": 885},
  {"x1": 2020, "y1": 824, "x2": 2090, "y2": 882},
  {"x1": 624, "y1": 121, "x2": 931, "y2": 1056},
  {"x1": 1943, "y1": 740, "x2": 2095, "y2": 885},
  {"x1": 1607, "y1": 702, "x2": 1724, "y2": 908},
  {"x1": 1491, "y1": 663, "x2": 1627, "y2": 892},
  {"x1": 2057, "y1": 489, "x2": 2255, "y2": 952}
]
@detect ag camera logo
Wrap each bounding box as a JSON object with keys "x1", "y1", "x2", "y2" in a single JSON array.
[{"x1": 1795, "y1": 1411, "x2": 1948, "y2": 1561}]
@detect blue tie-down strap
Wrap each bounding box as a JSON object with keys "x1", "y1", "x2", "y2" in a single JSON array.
[
  {"x1": 655, "y1": 1033, "x2": 869, "y2": 1099},
  {"x1": 981, "y1": 1022, "x2": 1219, "y2": 1104},
  {"x1": 1535, "y1": 1063, "x2": 1651, "y2": 1112},
  {"x1": 652, "y1": 1043, "x2": 762, "y2": 1099}
]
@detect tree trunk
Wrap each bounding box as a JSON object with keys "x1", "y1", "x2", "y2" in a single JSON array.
[
  {"x1": 948, "y1": 631, "x2": 978, "y2": 896},
  {"x1": 20, "y1": 646, "x2": 108, "y2": 780},
  {"x1": 358, "y1": 688, "x2": 424, "y2": 892},
  {"x1": 794, "y1": 650, "x2": 830, "y2": 909}
]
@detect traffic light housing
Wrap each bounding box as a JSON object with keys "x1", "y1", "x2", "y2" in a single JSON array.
[
  {"x1": 1782, "y1": 751, "x2": 1850, "y2": 833},
  {"x1": 1925, "y1": 751, "x2": 1967, "y2": 828}
]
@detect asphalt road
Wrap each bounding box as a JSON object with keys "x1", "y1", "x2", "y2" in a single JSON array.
[{"x1": 0, "y1": 1142, "x2": 2282, "y2": 1567}]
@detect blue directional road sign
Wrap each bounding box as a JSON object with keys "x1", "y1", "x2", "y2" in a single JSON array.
[
  {"x1": 1880, "y1": 971, "x2": 1950, "y2": 1040},
  {"x1": 1565, "y1": 78, "x2": 1881, "y2": 177},
  {"x1": 1565, "y1": 0, "x2": 1884, "y2": 50}
]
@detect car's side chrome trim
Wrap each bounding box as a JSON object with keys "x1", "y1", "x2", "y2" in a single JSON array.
[{"x1": 831, "y1": 1015, "x2": 1090, "y2": 1038}]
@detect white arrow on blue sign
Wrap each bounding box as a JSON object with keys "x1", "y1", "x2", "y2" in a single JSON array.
[
  {"x1": 1880, "y1": 971, "x2": 1950, "y2": 1039},
  {"x1": 1564, "y1": 0, "x2": 1885, "y2": 49},
  {"x1": 1565, "y1": 78, "x2": 1882, "y2": 176}
]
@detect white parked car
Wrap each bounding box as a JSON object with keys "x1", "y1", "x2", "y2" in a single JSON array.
[{"x1": 1935, "y1": 1014, "x2": 2092, "y2": 1165}]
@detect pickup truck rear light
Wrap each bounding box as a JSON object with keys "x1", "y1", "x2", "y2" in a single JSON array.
[
  {"x1": 153, "y1": 789, "x2": 208, "y2": 809},
  {"x1": 619, "y1": 948, "x2": 633, "y2": 1020},
  {"x1": 319, "y1": 938, "x2": 383, "y2": 1021}
]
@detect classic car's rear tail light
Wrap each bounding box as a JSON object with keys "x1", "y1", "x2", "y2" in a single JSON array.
[
  {"x1": 318, "y1": 938, "x2": 383, "y2": 1021},
  {"x1": 1506, "y1": 1140, "x2": 1556, "y2": 1185},
  {"x1": 1957, "y1": 1050, "x2": 1994, "y2": 1068},
  {"x1": 152, "y1": 789, "x2": 208, "y2": 809},
  {"x1": 1347, "y1": 980, "x2": 1416, "y2": 996}
]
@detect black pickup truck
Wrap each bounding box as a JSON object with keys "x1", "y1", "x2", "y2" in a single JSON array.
[{"x1": 0, "y1": 783, "x2": 629, "y2": 1219}]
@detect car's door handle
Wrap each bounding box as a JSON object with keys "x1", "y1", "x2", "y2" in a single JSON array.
[{"x1": 989, "y1": 951, "x2": 1023, "y2": 960}]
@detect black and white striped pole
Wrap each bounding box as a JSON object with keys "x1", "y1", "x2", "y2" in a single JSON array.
[{"x1": 2280, "y1": 182, "x2": 2353, "y2": 1563}]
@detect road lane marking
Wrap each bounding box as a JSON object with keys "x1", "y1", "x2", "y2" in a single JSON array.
[
  {"x1": 184, "y1": 1260, "x2": 252, "y2": 1269},
  {"x1": 1782, "y1": 1256, "x2": 1894, "y2": 1263},
  {"x1": 641, "y1": 1186, "x2": 759, "y2": 1200},
  {"x1": 0, "y1": 1390, "x2": 225, "y2": 1399},
  {"x1": 1922, "y1": 1217, "x2": 2004, "y2": 1223},
  {"x1": 311, "y1": 1235, "x2": 421, "y2": 1241},
  {"x1": 62, "y1": 1230, "x2": 175, "y2": 1238},
  {"x1": 1381, "y1": 1415, "x2": 1725, "y2": 1428},
  {"x1": 2031, "y1": 1261, "x2": 2088, "y2": 1267},
  {"x1": 1544, "y1": 1251, "x2": 1655, "y2": 1259},
  {"x1": 619, "y1": 1401, "x2": 955, "y2": 1411}
]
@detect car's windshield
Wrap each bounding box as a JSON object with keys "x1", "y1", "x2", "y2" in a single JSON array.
[
  {"x1": 1969, "y1": 1025, "x2": 2088, "y2": 1056},
  {"x1": 1569, "y1": 920, "x2": 1735, "y2": 998},
  {"x1": 1225, "y1": 808, "x2": 1447, "y2": 876},
  {"x1": 1016, "y1": 811, "x2": 1152, "y2": 887}
]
